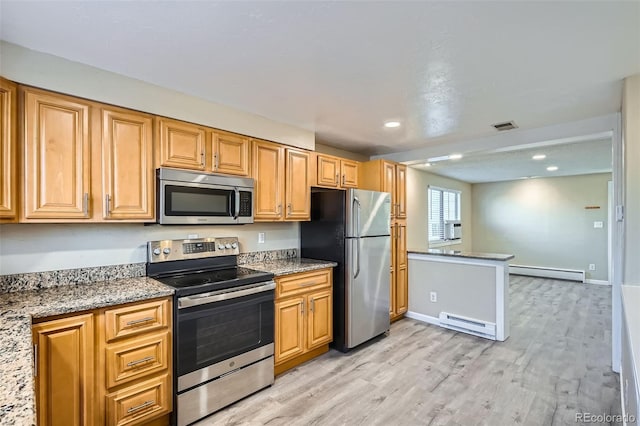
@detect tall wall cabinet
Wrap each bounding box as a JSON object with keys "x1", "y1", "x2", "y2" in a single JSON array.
[{"x1": 359, "y1": 159, "x2": 408, "y2": 320}]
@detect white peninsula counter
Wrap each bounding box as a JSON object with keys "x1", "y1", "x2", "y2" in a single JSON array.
[{"x1": 407, "y1": 249, "x2": 515, "y2": 341}]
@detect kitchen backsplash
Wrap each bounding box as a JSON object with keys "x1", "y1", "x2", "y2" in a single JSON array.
[{"x1": 0, "y1": 248, "x2": 298, "y2": 293}]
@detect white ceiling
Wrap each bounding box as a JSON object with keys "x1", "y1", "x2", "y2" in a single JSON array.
[
  {"x1": 0, "y1": 1, "x2": 639, "y2": 157},
  {"x1": 411, "y1": 138, "x2": 613, "y2": 183}
]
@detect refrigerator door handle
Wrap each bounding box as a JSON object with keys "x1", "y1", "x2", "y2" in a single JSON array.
[
  {"x1": 354, "y1": 197, "x2": 361, "y2": 238},
  {"x1": 354, "y1": 238, "x2": 360, "y2": 279}
]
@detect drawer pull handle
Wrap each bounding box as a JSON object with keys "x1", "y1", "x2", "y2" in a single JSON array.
[
  {"x1": 298, "y1": 281, "x2": 318, "y2": 287},
  {"x1": 127, "y1": 400, "x2": 155, "y2": 414},
  {"x1": 126, "y1": 317, "x2": 154, "y2": 326},
  {"x1": 126, "y1": 356, "x2": 155, "y2": 367}
]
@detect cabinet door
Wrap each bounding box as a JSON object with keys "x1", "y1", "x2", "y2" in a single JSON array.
[
  {"x1": 102, "y1": 108, "x2": 154, "y2": 220},
  {"x1": 340, "y1": 160, "x2": 359, "y2": 188},
  {"x1": 316, "y1": 155, "x2": 340, "y2": 188},
  {"x1": 382, "y1": 161, "x2": 396, "y2": 219},
  {"x1": 397, "y1": 221, "x2": 407, "y2": 269},
  {"x1": 396, "y1": 164, "x2": 407, "y2": 219},
  {"x1": 275, "y1": 297, "x2": 305, "y2": 364},
  {"x1": 396, "y1": 266, "x2": 408, "y2": 315},
  {"x1": 33, "y1": 313, "x2": 94, "y2": 426},
  {"x1": 307, "y1": 289, "x2": 333, "y2": 350},
  {"x1": 23, "y1": 89, "x2": 91, "y2": 219},
  {"x1": 0, "y1": 79, "x2": 17, "y2": 221},
  {"x1": 252, "y1": 140, "x2": 284, "y2": 221},
  {"x1": 285, "y1": 148, "x2": 310, "y2": 221},
  {"x1": 212, "y1": 130, "x2": 250, "y2": 176},
  {"x1": 157, "y1": 118, "x2": 205, "y2": 170},
  {"x1": 390, "y1": 268, "x2": 396, "y2": 317},
  {"x1": 390, "y1": 223, "x2": 397, "y2": 316}
]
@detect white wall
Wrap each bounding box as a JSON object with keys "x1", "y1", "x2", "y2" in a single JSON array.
[
  {"x1": 314, "y1": 142, "x2": 369, "y2": 162},
  {"x1": 406, "y1": 167, "x2": 472, "y2": 252},
  {"x1": 0, "y1": 222, "x2": 299, "y2": 275},
  {"x1": 471, "y1": 173, "x2": 611, "y2": 281},
  {"x1": 0, "y1": 41, "x2": 314, "y2": 150},
  {"x1": 623, "y1": 74, "x2": 640, "y2": 286}
]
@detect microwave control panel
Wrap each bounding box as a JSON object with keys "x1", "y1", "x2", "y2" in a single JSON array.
[{"x1": 239, "y1": 192, "x2": 252, "y2": 217}]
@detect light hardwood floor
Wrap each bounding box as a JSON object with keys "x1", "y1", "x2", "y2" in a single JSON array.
[{"x1": 195, "y1": 276, "x2": 620, "y2": 426}]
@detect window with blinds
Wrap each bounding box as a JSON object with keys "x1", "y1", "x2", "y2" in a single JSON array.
[{"x1": 428, "y1": 186, "x2": 461, "y2": 242}]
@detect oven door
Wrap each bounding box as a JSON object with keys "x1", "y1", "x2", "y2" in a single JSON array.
[{"x1": 176, "y1": 281, "x2": 275, "y2": 379}]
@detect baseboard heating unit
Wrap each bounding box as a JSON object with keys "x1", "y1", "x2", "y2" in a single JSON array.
[
  {"x1": 439, "y1": 312, "x2": 496, "y2": 340},
  {"x1": 509, "y1": 264, "x2": 585, "y2": 283}
]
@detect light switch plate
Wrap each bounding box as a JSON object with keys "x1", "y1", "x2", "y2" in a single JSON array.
[
  {"x1": 589, "y1": 264, "x2": 596, "y2": 271},
  {"x1": 258, "y1": 232, "x2": 265, "y2": 244}
]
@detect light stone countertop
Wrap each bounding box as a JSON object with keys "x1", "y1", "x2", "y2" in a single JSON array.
[
  {"x1": 408, "y1": 249, "x2": 515, "y2": 262},
  {"x1": 242, "y1": 258, "x2": 337, "y2": 277},
  {"x1": 0, "y1": 277, "x2": 174, "y2": 426}
]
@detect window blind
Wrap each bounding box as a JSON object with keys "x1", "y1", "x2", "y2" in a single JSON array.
[{"x1": 428, "y1": 186, "x2": 461, "y2": 242}]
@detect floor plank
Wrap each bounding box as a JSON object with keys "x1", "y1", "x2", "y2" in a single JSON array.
[{"x1": 194, "y1": 276, "x2": 620, "y2": 426}]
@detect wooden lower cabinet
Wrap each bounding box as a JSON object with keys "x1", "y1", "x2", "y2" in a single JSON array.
[
  {"x1": 274, "y1": 268, "x2": 333, "y2": 375},
  {"x1": 33, "y1": 314, "x2": 94, "y2": 426},
  {"x1": 390, "y1": 220, "x2": 408, "y2": 321},
  {"x1": 33, "y1": 297, "x2": 172, "y2": 426}
]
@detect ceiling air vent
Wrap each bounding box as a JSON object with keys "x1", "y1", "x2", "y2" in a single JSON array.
[{"x1": 492, "y1": 121, "x2": 518, "y2": 131}]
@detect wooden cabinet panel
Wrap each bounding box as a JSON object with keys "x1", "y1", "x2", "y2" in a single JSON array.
[
  {"x1": 157, "y1": 118, "x2": 205, "y2": 170},
  {"x1": 307, "y1": 289, "x2": 333, "y2": 350},
  {"x1": 102, "y1": 108, "x2": 154, "y2": 220},
  {"x1": 396, "y1": 266, "x2": 408, "y2": 315},
  {"x1": 23, "y1": 88, "x2": 91, "y2": 219},
  {"x1": 382, "y1": 161, "x2": 396, "y2": 219},
  {"x1": 316, "y1": 155, "x2": 339, "y2": 188},
  {"x1": 0, "y1": 78, "x2": 17, "y2": 221},
  {"x1": 285, "y1": 148, "x2": 310, "y2": 220},
  {"x1": 276, "y1": 269, "x2": 331, "y2": 299},
  {"x1": 252, "y1": 140, "x2": 285, "y2": 221},
  {"x1": 390, "y1": 268, "x2": 396, "y2": 316},
  {"x1": 104, "y1": 299, "x2": 169, "y2": 342},
  {"x1": 105, "y1": 374, "x2": 171, "y2": 426},
  {"x1": 275, "y1": 297, "x2": 305, "y2": 364},
  {"x1": 105, "y1": 331, "x2": 169, "y2": 389},
  {"x1": 397, "y1": 222, "x2": 407, "y2": 268},
  {"x1": 212, "y1": 130, "x2": 250, "y2": 176},
  {"x1": 33, "y1": 313, "x2": 94, "y2": 426},
  {"x1": 340, "y1": 159, "x2": 359, "y2": 188},
  {"x1": 391, "y1": 220, "x2": 408, "y2": 320},
  {"x1": 396, "y1": 164, "x2": 407, "y2": 219}
]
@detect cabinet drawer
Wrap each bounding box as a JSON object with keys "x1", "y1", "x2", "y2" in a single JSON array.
[
  {"x1": 105, "y1": 299, "x2": 169, "y2": 342},
  {"x1": 106, "y1": 331, "x2": 169, "y2": 389},
  {"x1": 106, "y1": 374, "x2": 171, "y2": 426},
  {"x1": 276, "y1": 269, "x2": 331, "y2": 299}
]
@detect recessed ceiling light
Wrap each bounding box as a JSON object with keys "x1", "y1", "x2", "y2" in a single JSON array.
[
  {"x1": 384, "y1": 121, "x2": 401, "y2": 128},
  {"x1": 532, "y1": 154, "x2": 546, "y2": 160},
  {"x1": 423, "y1": 162, "x2": 432, "y2": 167},
  {"x1": 449, "y1": 154, "x2": 463, "y2": 160},
  {"x1": 547, "y1": 166, "x2": 558, "y2": 171}
]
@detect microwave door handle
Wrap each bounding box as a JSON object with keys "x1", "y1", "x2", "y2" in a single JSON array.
[{"x1": 233, "y1": 188, "x2": 240, "y2": 219}]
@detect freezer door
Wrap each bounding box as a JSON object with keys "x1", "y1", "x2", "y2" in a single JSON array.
[
  {"x1": 345, "y1": 235, "x2": 391, "y2": 348},
  {"x1": 345, "y1": 189, "x2": 391, "y2": 237}
]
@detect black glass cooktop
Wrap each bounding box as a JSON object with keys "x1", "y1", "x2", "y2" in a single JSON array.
[{"x1": 156, "y1": 267, "x2": 273, "y2": 296}]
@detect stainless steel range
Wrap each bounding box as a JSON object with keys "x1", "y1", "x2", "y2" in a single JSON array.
[{"x1": 147, "y1": 237, "x2": 275, "y2": 426}]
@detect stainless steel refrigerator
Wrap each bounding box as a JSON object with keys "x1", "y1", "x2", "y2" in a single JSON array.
[{"x1": 300, "y1": 188, "x2": 391, "y2": 352}]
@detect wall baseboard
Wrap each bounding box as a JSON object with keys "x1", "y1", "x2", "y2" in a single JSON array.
[
  {"x1": 585, "y1": 279, "x2": 611, "y2": 285},
  {"x1": 405, "y1": 311, "x2": 440, "y2": 326},
  {"x1": 510, "y1": 264, "x2": 585, "y2": 283}
]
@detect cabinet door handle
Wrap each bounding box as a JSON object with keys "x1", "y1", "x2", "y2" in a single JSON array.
[
  {"x1": 342, "y1": 174, "x2": 345, "y2": 185},
  {"x1": 310, "y1": 298, "x2": 314, "y2": 312},
  {"x1": 201, "y1": 151, "x2": 205, "y2": 168},
  {"x1": 33, "y1": 344, "x2": 38, "y2": 377},
  {"x1": 82, "y1": 193, "x2": 89, "y2": 216},
  {"x1": 127, "y1": 356, "x2": 155, "y2": 367},
  {"x1": 127, "y1": 400, "x2": 155, "y2": 414},
  {"x1": 287, "y1": 203, "x2": 292, "y2": 215},
  {"x1": 277, "y1": 204, "x2": 282, "y2": 216},
  {"x1": 105, "y1": 194, "x2": 111, "y2": 217},
  {"x1": 126, "y1": 316, "x2": 154, "y2": 326},
  {"x1": 298, "y1": 281, "x2": 318, "y2": 288},
  {"x1": 300, "y1": 300, "x2": 304, "y2": 315},
  {"x1": 335, "y1": 173, "x2": 339, "y2": 184},
  {"x1": 213, "y1": 153, "x2": 219, "y2": 170}
]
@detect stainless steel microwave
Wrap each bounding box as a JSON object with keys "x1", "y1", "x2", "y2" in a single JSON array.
[{"x1": 156, "y1": 168, "x2": 254, "y2": 225}]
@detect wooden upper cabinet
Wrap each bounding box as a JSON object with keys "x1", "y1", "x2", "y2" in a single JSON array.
[
  {"x1": 316, "y1": 155, "x2": 339, "y2": 188},
  {"x1": 156, "y1": 118, "x2": 205, "y2": 171},
  {"x1": 0, "y1": 78, "x2": 17, "y2": 222},
  {"x1": 340, "y1": 159, "x2": 359, "y2": 188},
  {"x1": 396, "y1": 164, "x2": 407, "y2": 219},
  {"x1": 382, "y1": 161, "x2": 396, "y2": 218},
  {"x1": 33, "y1": 313, "x2": 94, "y2": 426},
  {"x1": 252, "y1": 139, "x2": 285, "y2": 221},
  {"x1": 101, "y1": 107, "x2": 154, "y2": 220},
  {"x1": 211, "y1": 130, "x2": 250, "y2": 176},
  {"x1": 23, "y1": 88, "x2": 91, "y2": 220},
  {"x1": 285, "y1": 148, "x2": 310, "y2": 221}
]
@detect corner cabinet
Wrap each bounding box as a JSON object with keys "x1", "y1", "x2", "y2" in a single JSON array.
[
  {"x1": 33, "y1": 297, "x2": 172, "y2": 426},
  {"x1": 274, "y1": 268, "x2": 333, "y2": 375},
  {"x1": 0, "y1": 78, "x2": 17, "y2": 222},
  {"x1": 252, "y1": 139, "x2": 310, "y2": 222},
  {"x1": 22, "y1": 87, "x2": 92, "y2": 220},
  {"x1": 315, "y1": 154, "x2": 359, "y2": 189}
]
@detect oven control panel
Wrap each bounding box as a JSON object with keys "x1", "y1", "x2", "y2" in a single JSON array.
[{"x1": 147, "y1": 237, "x2": 240, "y2": 263}]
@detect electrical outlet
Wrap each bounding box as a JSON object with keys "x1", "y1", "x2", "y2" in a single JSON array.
[
  {"x1": 258, "y1": 232, "x2": 265, "y2": 244},
  {"x1": 589, "y1": 263, "x2": 596, "y2": 271},
  {"x1": 430, "y1": 292, "x2": 437, "y2": 303},
  {"x1": 593, "y1": 221, "x2": 603, "y2": 229}
]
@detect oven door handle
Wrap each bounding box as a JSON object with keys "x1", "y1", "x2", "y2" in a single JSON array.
[{"x1": 178, "y1": 281, "x2": 276, "y2": 309}]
